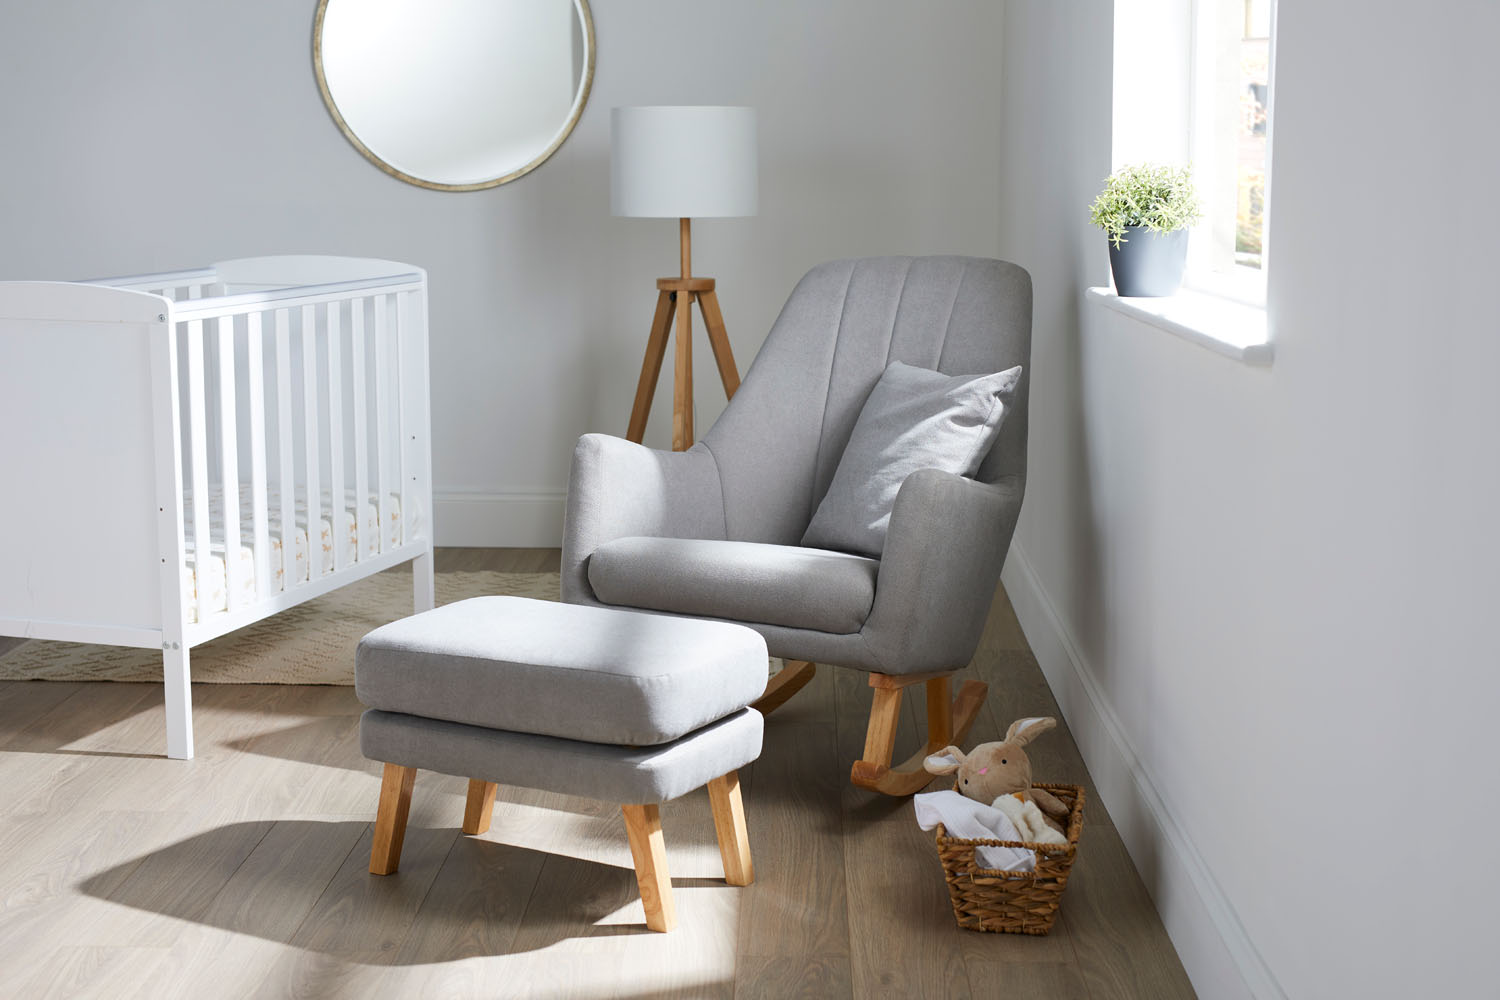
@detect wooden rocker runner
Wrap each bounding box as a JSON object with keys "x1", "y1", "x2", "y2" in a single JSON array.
[{"x1": 751, "y1": 660, "x2": 986, "y2": 797}]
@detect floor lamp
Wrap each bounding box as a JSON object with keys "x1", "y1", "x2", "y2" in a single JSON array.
[{"x1": 611, "y1": 106, "x2": 758, "y2": 451}]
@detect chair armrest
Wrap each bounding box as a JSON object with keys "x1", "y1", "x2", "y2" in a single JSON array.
[
  {"x1": 561, "y1": 434, "x2": 726, "y2": 604},
  {"x1": 862, "y1": 469, "x2": 1024, "y2": 673}
]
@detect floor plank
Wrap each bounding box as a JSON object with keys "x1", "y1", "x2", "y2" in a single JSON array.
[
  {"x1": 736, "y1": 667, "x2": 850, "y2": 961},
  {"x1": 0, "y1": 549, "x2": 1195, "y2": 999},
  {"x1": 11, "y1": 946, "x2": 170, "y2": 1000},
  {"x1": 834, "y1": 666, "x2": 976, "y2": 1000}
]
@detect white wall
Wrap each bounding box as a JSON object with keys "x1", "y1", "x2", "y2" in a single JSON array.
[
  {"x1": 0, "y1": 0, "x2": 1005, "y2": 545},
  {"x1": 999, "y1": 2, "x2": 1500, "y2": 998}
]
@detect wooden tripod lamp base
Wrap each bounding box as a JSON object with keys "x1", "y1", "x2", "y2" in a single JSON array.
[{"x1": 626, "y1": 218, "x2": 742, "y2": 451}]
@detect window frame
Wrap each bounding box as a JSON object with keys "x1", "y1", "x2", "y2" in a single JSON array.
[{"x1": 1182, "y1": 0, "x2": 1278, "y2": 306}]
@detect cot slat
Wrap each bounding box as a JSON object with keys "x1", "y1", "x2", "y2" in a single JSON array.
[
  {"x1": 217, "y1": 317, "x2": 242, "y2": 611},
  {"x1": 396, "y1": 291, "x2": 410, "y2": 548},
  {"x1": 301, "y1": 304, "x2": 322, "y2": 578},
  {"x1": 374, "y1": 294, "x2": 391, "y2": 554},
  {"x1": 326, "y1": 302, "x2": 346, "y2": 573},
  {"x1": 186, "y1": 321, "x2": 212, "y2": 624},
  {"x1": 275, "y1": 309, "x2": 296, "y2": 591},
  {"x1": 351, "y1": 298, "x2": 369, "y2": 561},
  {"x1": 246, "y1": 312, "x2": 269, "y2": 600}
]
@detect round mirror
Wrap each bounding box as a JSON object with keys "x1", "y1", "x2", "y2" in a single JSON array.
[{"x1": 314, "y1": 0, "x2": 595, "y2": 191}]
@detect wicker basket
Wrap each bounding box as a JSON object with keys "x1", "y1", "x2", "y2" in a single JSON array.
[{"x1": 933, "y1": 781, "x2": 1085, "y2": 935}]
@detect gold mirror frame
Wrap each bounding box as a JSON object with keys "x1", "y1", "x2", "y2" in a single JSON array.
[{"x1": 312, "y1": 0, "x2": 595, "y2": 192}]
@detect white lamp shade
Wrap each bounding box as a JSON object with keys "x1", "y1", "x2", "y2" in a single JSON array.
[{"x1": 611, "y1": 106, "x2": 758, "y2": 218}]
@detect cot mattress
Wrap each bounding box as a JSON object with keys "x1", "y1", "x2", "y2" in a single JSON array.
[{"x1": 182, "y1": 486, "x2": 402, "y2": 623}]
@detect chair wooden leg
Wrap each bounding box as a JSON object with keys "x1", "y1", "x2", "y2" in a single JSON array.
[
  {"x1": 707, "y1": 771, "x2": 753, "y2": 886},
  {"x1": 622, "y1": 803, "x2": 677, "y2": 932},
  {"x1": 850, "y1": 672, "x2": 988, "y2": 796},
  {"x1": 369, "y1": 763, "x2": 417, "y2": 875},
  {"x1": 750, "y1": 659, "x2": 816, "y2": 716},
  {"x1": 462, "y1": 779, "x2": 497, "y2": 835}
]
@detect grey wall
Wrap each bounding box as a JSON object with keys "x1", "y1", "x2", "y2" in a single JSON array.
[
  {"x1": 0, "y1": 0, "x2": 1007, "y2": 544},
  {"x1": 999, "y1": 1, "x2": 1500, "y2": 998}
]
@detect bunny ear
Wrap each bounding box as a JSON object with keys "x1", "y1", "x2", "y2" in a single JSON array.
[
  {"x1": 923, "y1": 746, "x2": 967, "y2": 774},
  {"x1": 1004, "y1": 717, "x2": 1056, "y2": 746}
]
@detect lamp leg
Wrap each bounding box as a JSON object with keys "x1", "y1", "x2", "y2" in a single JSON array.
[
  {"x1": 672, "y1": 287, "x2": 694, "y2": 450},
  {"x1": 627, "y1": 291, "x2": 675, "y2": 444},
  {"x1": 695, "y1": 289, "x2": 740, "y2": 399}
]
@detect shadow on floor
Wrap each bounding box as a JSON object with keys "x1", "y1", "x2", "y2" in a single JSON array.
[{"x1": 77, "y1": 820, "x2": 658, "y2": 963}]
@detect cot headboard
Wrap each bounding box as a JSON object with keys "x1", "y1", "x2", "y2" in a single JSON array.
[{"x1": 0, "y1": 281, "x2": 173, "y2": 643}]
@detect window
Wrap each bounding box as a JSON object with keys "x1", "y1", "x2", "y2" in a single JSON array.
[
  {"x1": 1112, "y1": 0, "x2": 1277, "y2": 305},
  {"x1": 1234, "y1": 0, "x2": 1272, "y2": 268},
  {"x1": 1187, "y1": 0, "x2": 1275, "y2": 300}
]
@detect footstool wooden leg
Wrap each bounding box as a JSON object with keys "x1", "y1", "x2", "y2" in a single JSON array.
[
  {"x1": 370, "y1": 763, "x2": 417, "y2": 876},
  {"x1": 707, "y1": 771, "x2": 753, "y2": 886},
  {"x1": 621, "y1": 803, "x2": 677, "y2": 932},
  {"x1": 463, "y1": 779, "x2": 497, "y2": 835}
]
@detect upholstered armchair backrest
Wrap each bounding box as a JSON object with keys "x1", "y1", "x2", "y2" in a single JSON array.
[{"x1": 701, "y1": 255, "x2": 1032, "y2": 545}]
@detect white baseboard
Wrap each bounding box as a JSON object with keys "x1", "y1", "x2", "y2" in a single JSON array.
[
  {"x1": 1001, "y1": 543, "x2": 1285, "y2": 1000},
  {"x1": 433, "y1": 489, "x2": 566, "y2": 548}
]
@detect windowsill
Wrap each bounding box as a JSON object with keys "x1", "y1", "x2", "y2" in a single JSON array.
[{"x1": 1085, "y1": 287, "x2": 1273, "y2": 367}]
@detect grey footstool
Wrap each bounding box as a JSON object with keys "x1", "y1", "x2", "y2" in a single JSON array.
[{"x1": 354, "y1": 596, "x2": 767, "y2": 932}]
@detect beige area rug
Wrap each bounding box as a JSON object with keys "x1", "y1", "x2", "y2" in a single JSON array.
[{"x1": 0, "y1": 571, "x2": 561, "y2": 685}]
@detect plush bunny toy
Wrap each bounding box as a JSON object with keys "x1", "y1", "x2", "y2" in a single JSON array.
[{"x1": 923, "y1": 716, "x2": 1072, "y2": 843}]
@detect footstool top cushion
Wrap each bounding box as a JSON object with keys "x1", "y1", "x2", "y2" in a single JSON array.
[{"x1": 355, "y1": 596, "x2": 768, "y2": 747}]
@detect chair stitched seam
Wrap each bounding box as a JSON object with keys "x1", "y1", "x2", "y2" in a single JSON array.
[
  {"x1": 934, "y1": 259, "x2": 969, "y2": 371},
  {"x1": 700, "y1": 437, "x2": 730, "y2": 540},
  {"x1": 882, "y1": 256, "x2": 916, "y2": 369},
  {"x1": 808, "y1": 260, "x2": 859, "y2": 524}
]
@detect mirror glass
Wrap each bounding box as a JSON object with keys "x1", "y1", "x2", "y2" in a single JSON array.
[{"x1": 315, "y1": 0, "x2": 594, "y2": 191}]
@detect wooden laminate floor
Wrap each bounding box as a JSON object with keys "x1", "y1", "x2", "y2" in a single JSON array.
[{"x1": 0, "y1": 548, "x2": 1195, "y2": 1000}]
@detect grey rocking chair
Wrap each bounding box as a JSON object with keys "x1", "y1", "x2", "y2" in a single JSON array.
[{"x1": 562, "y1": 256, "x2": 1031, "y2": 795}]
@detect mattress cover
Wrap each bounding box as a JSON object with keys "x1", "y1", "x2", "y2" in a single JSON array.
[{"x1": 181, "y1": 486, "x2": 402, "y2": 623}]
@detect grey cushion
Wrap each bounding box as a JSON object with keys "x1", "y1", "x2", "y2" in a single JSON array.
[
  {"x1": 355, "y1": 596, "x2": 767, "y2": 747},
  {"x1": 588, "y1": 537, "x2": 878, "y2": 635},
  {"x1": 361, "y1": 707, "x2": 764, "y2": 804},
  {"x1": 801, "y1": 361, "x2": 1022, "y2": 557}
]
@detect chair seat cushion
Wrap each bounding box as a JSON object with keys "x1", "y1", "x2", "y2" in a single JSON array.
[
  {"x1": 355, "y1": 596, "x2": 767, "y2": 747},
  {"x1": 588, "y1": 537, "x2": 878, "y2": 635}
]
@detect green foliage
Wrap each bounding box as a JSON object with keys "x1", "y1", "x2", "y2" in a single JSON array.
[{"x1": 1089, "y1": 164, "x2": 1202, "y2": 248}]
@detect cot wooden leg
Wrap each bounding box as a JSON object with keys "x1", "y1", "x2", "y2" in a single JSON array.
[
  {"x1": 462, "y1": 779, "x2": 497, "y2": 835},
  {"x1": 370, "y1": 763, "x2": 417, "y2": 875},
  {"x1": 163, "y1": 645, "x2": 194, "y2": 760},
  {"x1": 412, "y1": 546, "x2": 435, "y2": 613},
  {"x1": 707, "y1": 771, "x2": 753, "y2": 886},
  {"x1": 622, "y1": 803, "x2": 677, "y2": 932}
]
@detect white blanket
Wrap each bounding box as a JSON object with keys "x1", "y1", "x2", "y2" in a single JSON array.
[{"x1": 913, "y1": 790, "x2": 1035, "y2": 872}]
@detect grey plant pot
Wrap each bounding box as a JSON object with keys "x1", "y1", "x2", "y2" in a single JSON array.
[{"x1": 1108, "y1": 226, "x2": 1189, "y2": 297}]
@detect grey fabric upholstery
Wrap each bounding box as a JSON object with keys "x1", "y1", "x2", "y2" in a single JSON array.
[
  {"x1": 356, "y1": 596, "x2": 767, "y2": 747},
  {"x1": 563, "y1": 256, "x2": 1031, "y2": 677},
  {"x1": 361, "y1": 707, "x2": 764, "y2": 804},
  {"x1": 589, "y1": 537, "x2": 878, "y2": 634},
  {"x1": 802, "y1": 362, "x2": 1023, "y2": 557}
]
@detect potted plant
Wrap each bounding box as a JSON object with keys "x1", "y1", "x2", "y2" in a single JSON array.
[{"x1": 1089, "y1": 164, "x2": 1202, "y2": 297}]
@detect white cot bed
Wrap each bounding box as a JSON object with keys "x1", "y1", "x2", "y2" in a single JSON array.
[{"x1": 0, "y1": 256, "x2": 435, "y2": 759}]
